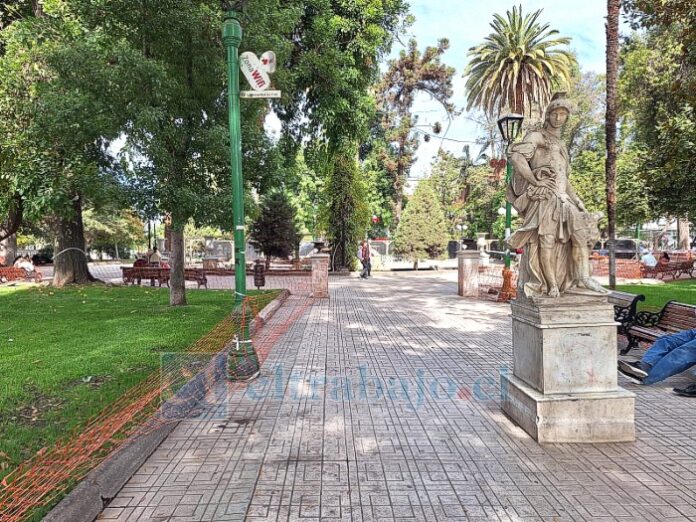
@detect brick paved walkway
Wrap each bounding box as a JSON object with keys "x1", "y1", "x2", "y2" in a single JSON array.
[{"x1": 99, "y1": 272, "x2": 696, "y2": 521}]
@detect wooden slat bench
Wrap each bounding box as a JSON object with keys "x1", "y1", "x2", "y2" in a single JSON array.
[
  {"x1": 625, "y1": 301, "x2": 696, "y2": 355},
  {"x1": 641, "y1": 255, "x2": 696, "y2": 280},
  {"x1": 608, "y1": 291, "x2": 645, "y2": 352},
  {"x1": 184, "y1": 269, "x2": 207, "y2": 288},
  {"x1": 0, "y1": 267, "x2": 43, "y2": 283},
  {"x1": 121, "y1": 267, "x2": 207, "y2": 288},
  {"x1": 121, "y1": 267, "x2": 168, "y2": 286}
]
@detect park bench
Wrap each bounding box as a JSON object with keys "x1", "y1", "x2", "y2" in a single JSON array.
[
  {"x1": 0, "y1": 266, "x2": 43, "y2": 283},
  {"x1": 121, "y1": 267, "x2": 208, "y2": 288},
  {"x1": 624, "y1": 301, "x2": 696, "y2": 355},
  {"x1": 641, "y1": 254, "x2": 696, "y2": 280},
  {"x1": 121, "y1": 266, "x2": 168, "y2": 287},
  {"x1": 608, "y1": 291, "x2": 645, "y2": 350},
  {"x1": 674, "y1": 256, "x2": 695, "y2": 279},
  {"x1": 180, "y1": 268, "x2": 208, "y2": 288}
]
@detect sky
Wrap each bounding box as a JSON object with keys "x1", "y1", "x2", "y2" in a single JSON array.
[{"x1": 398, "y1": 0, "x2": 611, "y2": 180}]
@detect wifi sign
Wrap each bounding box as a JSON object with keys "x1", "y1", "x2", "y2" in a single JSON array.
[{"x1": 240, "y1": 52, "x2": 271, "y2": 91}]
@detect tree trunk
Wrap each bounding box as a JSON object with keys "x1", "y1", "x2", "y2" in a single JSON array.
[
  {"x1": 169, "y1": 227, "x2": 187, "y2": 306},
  {"x1": 164, "y1": 216, "x2": 173, "y2": 252},
  {"x1": 677, "y1": 217, "x2": 690, "y2": 250},
  {"x1": 265, "y1": 256, "x2": 271, "y2": 270},
  {"x1": 394, "y1": 181, "x2": 403, "y2": 226},
  {"x1": 53, "y1": 196, "x2": 96, "y2": 287},
  {"x1": 605, "y1": 0, "x2": 620, "y2": 289},
  {"x1": 0, "y1": 234, "x2": 17, "y2": 266}
]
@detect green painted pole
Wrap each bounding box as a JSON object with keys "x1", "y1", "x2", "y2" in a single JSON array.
[
  {"x1": 504, "y1": 159, "x2": 512, "y2": 269},
  {"x1": 223, "y1": 11, "x2": 259, "y2": 381}
]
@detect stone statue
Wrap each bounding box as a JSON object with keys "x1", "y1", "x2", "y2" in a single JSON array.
[{"x1": 506, "y1": 92, "x2": 607, "y2": 298}]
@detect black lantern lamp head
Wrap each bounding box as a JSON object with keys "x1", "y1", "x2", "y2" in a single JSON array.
[{"x1": 497, "y1": 113, "x2": 524, "y2": 146}]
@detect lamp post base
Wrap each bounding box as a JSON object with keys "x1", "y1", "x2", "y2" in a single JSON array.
[{"x1": 228, "y1": 339, "x2": 260, "y2": 382}]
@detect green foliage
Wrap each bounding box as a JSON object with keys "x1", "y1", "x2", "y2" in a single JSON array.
[
  {"x1": 286, "y1": 152, "x2": 324, "y2": 239},
  {"x1": 428, "y1": 150, "x2": 468, "y2": 237},
  {"x1": 83, "y1": 209, "x2": 144, "y2": 257},
  {"x1": 0, "y1": 4, "x2": 142, "y2": 228},
  {"x1": 563, "y1": 70, "x2": 605, "y2": 159},
  {"x1": 620, "y1": 29, "x2": 696, "y2": 218},
  {"x1": 362, "y1": 152, "x2": 395, "y2": 238},
  {"x1": 277, "y1": 0, "x2": 409, "y2": 144},
  {"x1": 464, "y1": 5, "x2": 576, "y2": 118},
  {"x1": 250, "y1": 191, "x2": 300, "y2": 261},
  {"x1": 374, "y1": 38, "x2": 455, "y2": 224},
  {"x1": 322, "y1": 144, "x2": 369, "y2": 270},
  {"x1": 570, "y1": 144, "x2": 652, "y2": 229},
  {"x1": 393, "y1": 181, "x2": 449, "y2": 266},
  {"x1": 462, "y1": 165, "x2": 506, "y2": 238}
]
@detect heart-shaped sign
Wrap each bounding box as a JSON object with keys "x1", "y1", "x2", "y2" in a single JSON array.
[
  {"x1": 240, "y1": 52, "x2": 270, "y2": 91},
  {"x1": 260, "y1": 51, "x2": 276, "y2": 74}
]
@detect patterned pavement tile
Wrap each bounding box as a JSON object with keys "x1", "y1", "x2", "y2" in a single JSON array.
[{"x1": 99, "y1": 272, "x2": 696, "y2": 521}]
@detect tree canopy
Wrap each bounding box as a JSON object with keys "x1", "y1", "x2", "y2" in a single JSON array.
[{"x1": 464, "y1": 5, "x2": 575, "y2": 118}]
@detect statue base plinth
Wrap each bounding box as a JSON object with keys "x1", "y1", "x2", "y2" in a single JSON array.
[
  {"x1": 501, "y1": 292, "x2": 635, "y2": 443},
  {"x1": 501, "y1": 374, "x2": 635, "y2": 443}
]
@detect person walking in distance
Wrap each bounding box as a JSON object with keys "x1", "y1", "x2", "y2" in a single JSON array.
[{"x1": 359, "y1": 240, "x2": 371, "y2": 279}]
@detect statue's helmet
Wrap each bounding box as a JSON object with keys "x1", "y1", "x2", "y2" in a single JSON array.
[{"x1": 544, "y1": 92, "x2": 575, "y2": 121}]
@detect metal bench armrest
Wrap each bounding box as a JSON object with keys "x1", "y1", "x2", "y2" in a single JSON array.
[{"x1": 634, "y1": 310, "x2": 662, "y2": 328}]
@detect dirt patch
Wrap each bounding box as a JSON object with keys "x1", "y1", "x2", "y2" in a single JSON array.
[{"x1": 9, "y1": 386, "x2": 65, "y2": 427}]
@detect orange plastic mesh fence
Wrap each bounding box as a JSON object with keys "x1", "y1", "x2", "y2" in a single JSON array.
[
  {"x1": 0, "y1": 274, "x2": 313, "y2": 521},
  {"x1": 478, "y1": 264, "x2": 518, "y2": 302}
]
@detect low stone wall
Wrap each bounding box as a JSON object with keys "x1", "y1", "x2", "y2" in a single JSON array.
[{"x1": 590, "y1": 258, "x2": 642, "y2": 279}]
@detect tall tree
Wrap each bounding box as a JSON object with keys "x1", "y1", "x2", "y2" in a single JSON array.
[
  {"x1": 275, "y1": 0, "x2": 408, "y2": 270},
  {"x1": 319, "y1": 143, "x2": 369, "y2": 270},
  {"x1": 250, "y1": 191, "x2": 299, "y2": 269},
  {"x1": 428, "y1": 150, "x2": 469, "y2": 236},
  {"x1": 0, "y1": 2, "x2": 151, "y2": 285},
  {"x1": 606, "y1": 0, "x2": 620, "y2": 288},
  {"x1": 464, "y1": 5, "x2": 575, "y2": 119},
  {"x1": 375, "y1": 38, "x2": 455, "y2": 225},
  {"x1": 393, "y1": 181, "x2": 449, "y2": 269},
  {"x1": 620, "y1": 2, "x2": 696, "y2": 238}
]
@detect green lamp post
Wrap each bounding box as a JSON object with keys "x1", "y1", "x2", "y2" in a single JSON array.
[
  {"x1": 223, "y1": 10, "x2": 259, "y2": 381},
  {"x1": 496, "y1": 113, "x2": 524, "y2": 269}
]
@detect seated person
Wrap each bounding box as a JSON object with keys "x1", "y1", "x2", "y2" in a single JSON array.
[
  {"x1": 133, "y1": 256, "x2": 148, "y2": 267},
  {"x1": 619, "y1": 328, "x2": 696, "y2": 397},
  {"x1": 148, "y1": 246, "x2": 162, "y2": 266},
  {"x1": 13, "y1": 255, "x2": 42, "y2": 281},
  {"x1": 641, "y1": 250, "x2": 657, "y2": 268}
]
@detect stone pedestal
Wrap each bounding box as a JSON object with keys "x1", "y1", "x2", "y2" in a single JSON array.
[
  {"x1": 501, "y1": 293, "x2": 635, "y2": 443},
  {"x1": 311, "y1": 254, "x2": 330, "y2": 298},
  {"x1": 457, "y1": 250, "x2": 479, "y2": 297}
]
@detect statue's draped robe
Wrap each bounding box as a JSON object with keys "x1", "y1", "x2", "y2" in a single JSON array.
[{"x1": 507, "y1": 129, "x2": 585, "y2": 298}]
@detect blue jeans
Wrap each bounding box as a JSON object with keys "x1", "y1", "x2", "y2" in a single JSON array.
[{"x1": 641, "y1": 329, "x2": 696, "y2": 384}]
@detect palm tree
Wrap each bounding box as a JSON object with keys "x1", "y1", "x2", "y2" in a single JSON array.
[
  {"x1": 464, "y1": 5, "x2": 575, "y2": 118},
  {"x1": 606, "y1": 0, "x2": 620, "y2": 288}
]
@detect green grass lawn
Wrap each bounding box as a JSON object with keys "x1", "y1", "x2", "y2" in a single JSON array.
[
  {"x1": 0, "y1": 285, "x2": 277, "y2": 477},
  {"x1": 615, "y1": 279, "x2": 696, "y2": 310}
]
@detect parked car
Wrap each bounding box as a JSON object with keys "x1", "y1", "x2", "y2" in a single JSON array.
[
  {"x1": 32, "y1": 249, "x2": 53, "y2": 265},
  {"x1": 592, "y1": 239, "x2": 639, "y2": 259}
]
